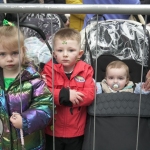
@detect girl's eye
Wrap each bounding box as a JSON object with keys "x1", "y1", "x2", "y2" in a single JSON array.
[{"x1": 12, "y1": 51, "x2": 19, "y2": 55}]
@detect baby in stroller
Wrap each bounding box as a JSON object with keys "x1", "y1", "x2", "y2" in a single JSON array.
[
  {"x1": 81, "y1": 19, "x2": 150, "y2": 150},
  {"x1": 96, "y1": 60, "x2": 150, "y2": 94},
  {"x1": 82, "y1": 56, "x2": 150, "y2": 150}
]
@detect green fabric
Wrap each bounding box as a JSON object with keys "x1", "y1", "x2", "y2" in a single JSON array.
[{"x1": 4, "y1": 78, "x2": 15, "y2": 90}]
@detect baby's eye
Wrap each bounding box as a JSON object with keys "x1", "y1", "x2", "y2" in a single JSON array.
[
  {"x1": 118, "y1": 77, "x2": 124, "y2": 80},
  {"x1": 108, "y1": 77, "x2": 113, "y2": 79},
  {"x1": 0, "y1": 52, "x2": 6, "y2": 57}
]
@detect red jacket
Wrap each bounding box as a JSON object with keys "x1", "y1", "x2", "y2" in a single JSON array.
[{"x1": 43, "y1": 60, "x2": 95, "y2": 137}]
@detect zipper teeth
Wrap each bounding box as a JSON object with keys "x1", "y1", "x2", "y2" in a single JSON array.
[{"x1": 64, "y1": 78, "x2": 70, "y2": 137}]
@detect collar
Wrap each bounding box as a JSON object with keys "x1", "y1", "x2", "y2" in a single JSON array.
[
  {"x1": 49, "y1": 60, "x2": 86, "y2": 78},
  {"x1": 101, "y1": 79, "x2": 134, "y2": 93}
]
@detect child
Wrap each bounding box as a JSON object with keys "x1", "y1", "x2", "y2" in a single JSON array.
[
  {"x1": 0, "y1": 21, "x2": 53, "y2": 150},
  {"x1": 96, "y1": 60, "x2": 150, "y2": 94},
  {"x1": 42, "y1": 28, "x2": 95, "y2": 150}
]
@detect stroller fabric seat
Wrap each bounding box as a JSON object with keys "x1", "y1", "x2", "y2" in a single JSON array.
[{"x1": 82, "y1": 93, "x2": 150, "y2": 150}]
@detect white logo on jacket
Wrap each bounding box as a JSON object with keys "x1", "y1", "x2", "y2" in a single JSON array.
[{"x1": 74, "y1": 76, "x2": 85, "y2": 82}]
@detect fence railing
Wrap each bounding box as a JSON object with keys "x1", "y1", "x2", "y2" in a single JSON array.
[
  {"x1": 0, "y1": 4, "x2": 150, "y2": 14},
  {"x1": 1, "y1": 4, "x2": 150, "y2": 150}
]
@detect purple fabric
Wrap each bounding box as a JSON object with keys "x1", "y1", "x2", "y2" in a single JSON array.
[
  {"x1": 83, "y1": 0, "x2": 140, "y2": 28},
  {"x1": 1, "y1": 64, "x2": 53, "y2": 149}
]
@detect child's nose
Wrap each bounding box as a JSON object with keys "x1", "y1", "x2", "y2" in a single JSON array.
[
  {"x1": 6, "y1": 55, "x2": 13, "y2": 61},
  {"x1": 114, "y1": 78, "x2": 118, "y2": 83},
  {"x1": 63, "y1": 51, "x2": 68, "y2": 57}
]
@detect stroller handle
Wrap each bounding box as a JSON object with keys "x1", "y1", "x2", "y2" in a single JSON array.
[
  {"x1": 19, "y1": 22, "x2": 46, "y2": 40},
  {"x1": 19, "y1": 22, "x2": 52, "y2": 53}
]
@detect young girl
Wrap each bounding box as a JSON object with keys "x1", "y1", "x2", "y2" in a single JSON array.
[{"x1": 0, "y1": 22, "x2": 53, "y2": 149}]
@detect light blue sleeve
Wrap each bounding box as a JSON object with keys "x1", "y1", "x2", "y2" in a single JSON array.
[
  {"x1": 96, "y1": 82, "x2": 102, "y2": 94},
  {"x1": 134, "y1": 82, "x2": 150, "y2": 94}
]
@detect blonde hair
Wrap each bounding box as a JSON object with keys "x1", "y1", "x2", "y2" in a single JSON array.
[
  {"x1": 106, "y1": 60, "x2": 130, "y2": 80},
  {"x1": 53, "y1": 28, "x2": 81, "y2": 48},
  {"x1": 0, "y1": 26, "x2": 29, "y2": 66}
]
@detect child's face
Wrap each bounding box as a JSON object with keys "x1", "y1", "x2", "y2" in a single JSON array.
[
  {"x1": 0, "y1": 45, "x2": 23, "y2": 73},
  {"x1": 53, "y1": 39, "x2": 83, "y2": 72},
  {"x1": 106, "y1": 67, "x2": 128, "y2": 91}
]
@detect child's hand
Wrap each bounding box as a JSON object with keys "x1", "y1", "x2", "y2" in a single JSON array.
[
  {"x1": 41, "y1": 74, "x2": 47, "y2": 84},
  {"x1": 134, "y1": 82, "x2": 150, "y2": 94},
  {"x1": 143, "y1": 70, "x2": 150, "y2": 91},
  {"x1": 70, "y1": 89, "x2": 84, "y2": 105},
  {"x1": 10, "y1": 112, "x2": 23, "y2": 129},
  {"x1": 141, "y1": 83, "x2": 146, "y2": 90}
]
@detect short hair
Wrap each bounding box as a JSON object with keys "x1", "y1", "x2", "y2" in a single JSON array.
[
  {"x1": 0, "y1": 26, "x2": 29, "y2": 66},
  {"x1": 106, "y1": 60, "x2": 130, "y2": 80},
  {"x1": 53, "y1": 28, "x2": 81, "y2": 47}
]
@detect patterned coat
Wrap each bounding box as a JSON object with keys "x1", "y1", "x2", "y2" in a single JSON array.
[{"x1": 0, "y1": 64, "x2": 53, "y2": 150}]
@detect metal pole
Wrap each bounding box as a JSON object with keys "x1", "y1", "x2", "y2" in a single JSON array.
[{"x1": 0, "y1": 4, "x2": 150, "y2": 14}]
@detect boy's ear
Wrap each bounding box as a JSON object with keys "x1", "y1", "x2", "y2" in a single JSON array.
[
  {"x1": 78, "y1": 50, "x2": 84, "y2": 58},
  {"x1": 53, "y1": 51, "x2": 56, "y2": 58}
]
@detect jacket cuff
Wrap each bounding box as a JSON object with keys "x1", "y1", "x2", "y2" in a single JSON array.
[
  {"x1": 22, "y1": 118, "x2": 28, "y2": 135},
  {"x1": 59, "y1": 87, "x2": 72, "y2": 107}
]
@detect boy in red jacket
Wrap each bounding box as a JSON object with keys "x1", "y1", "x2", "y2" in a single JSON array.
[{"x1": 42, "y1": 28, "x2": 95, "y2": 150}]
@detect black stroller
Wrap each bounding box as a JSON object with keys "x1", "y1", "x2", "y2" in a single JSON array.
[{"x1": 81, "y1": 19, "x2": 150, "y2": 150}]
